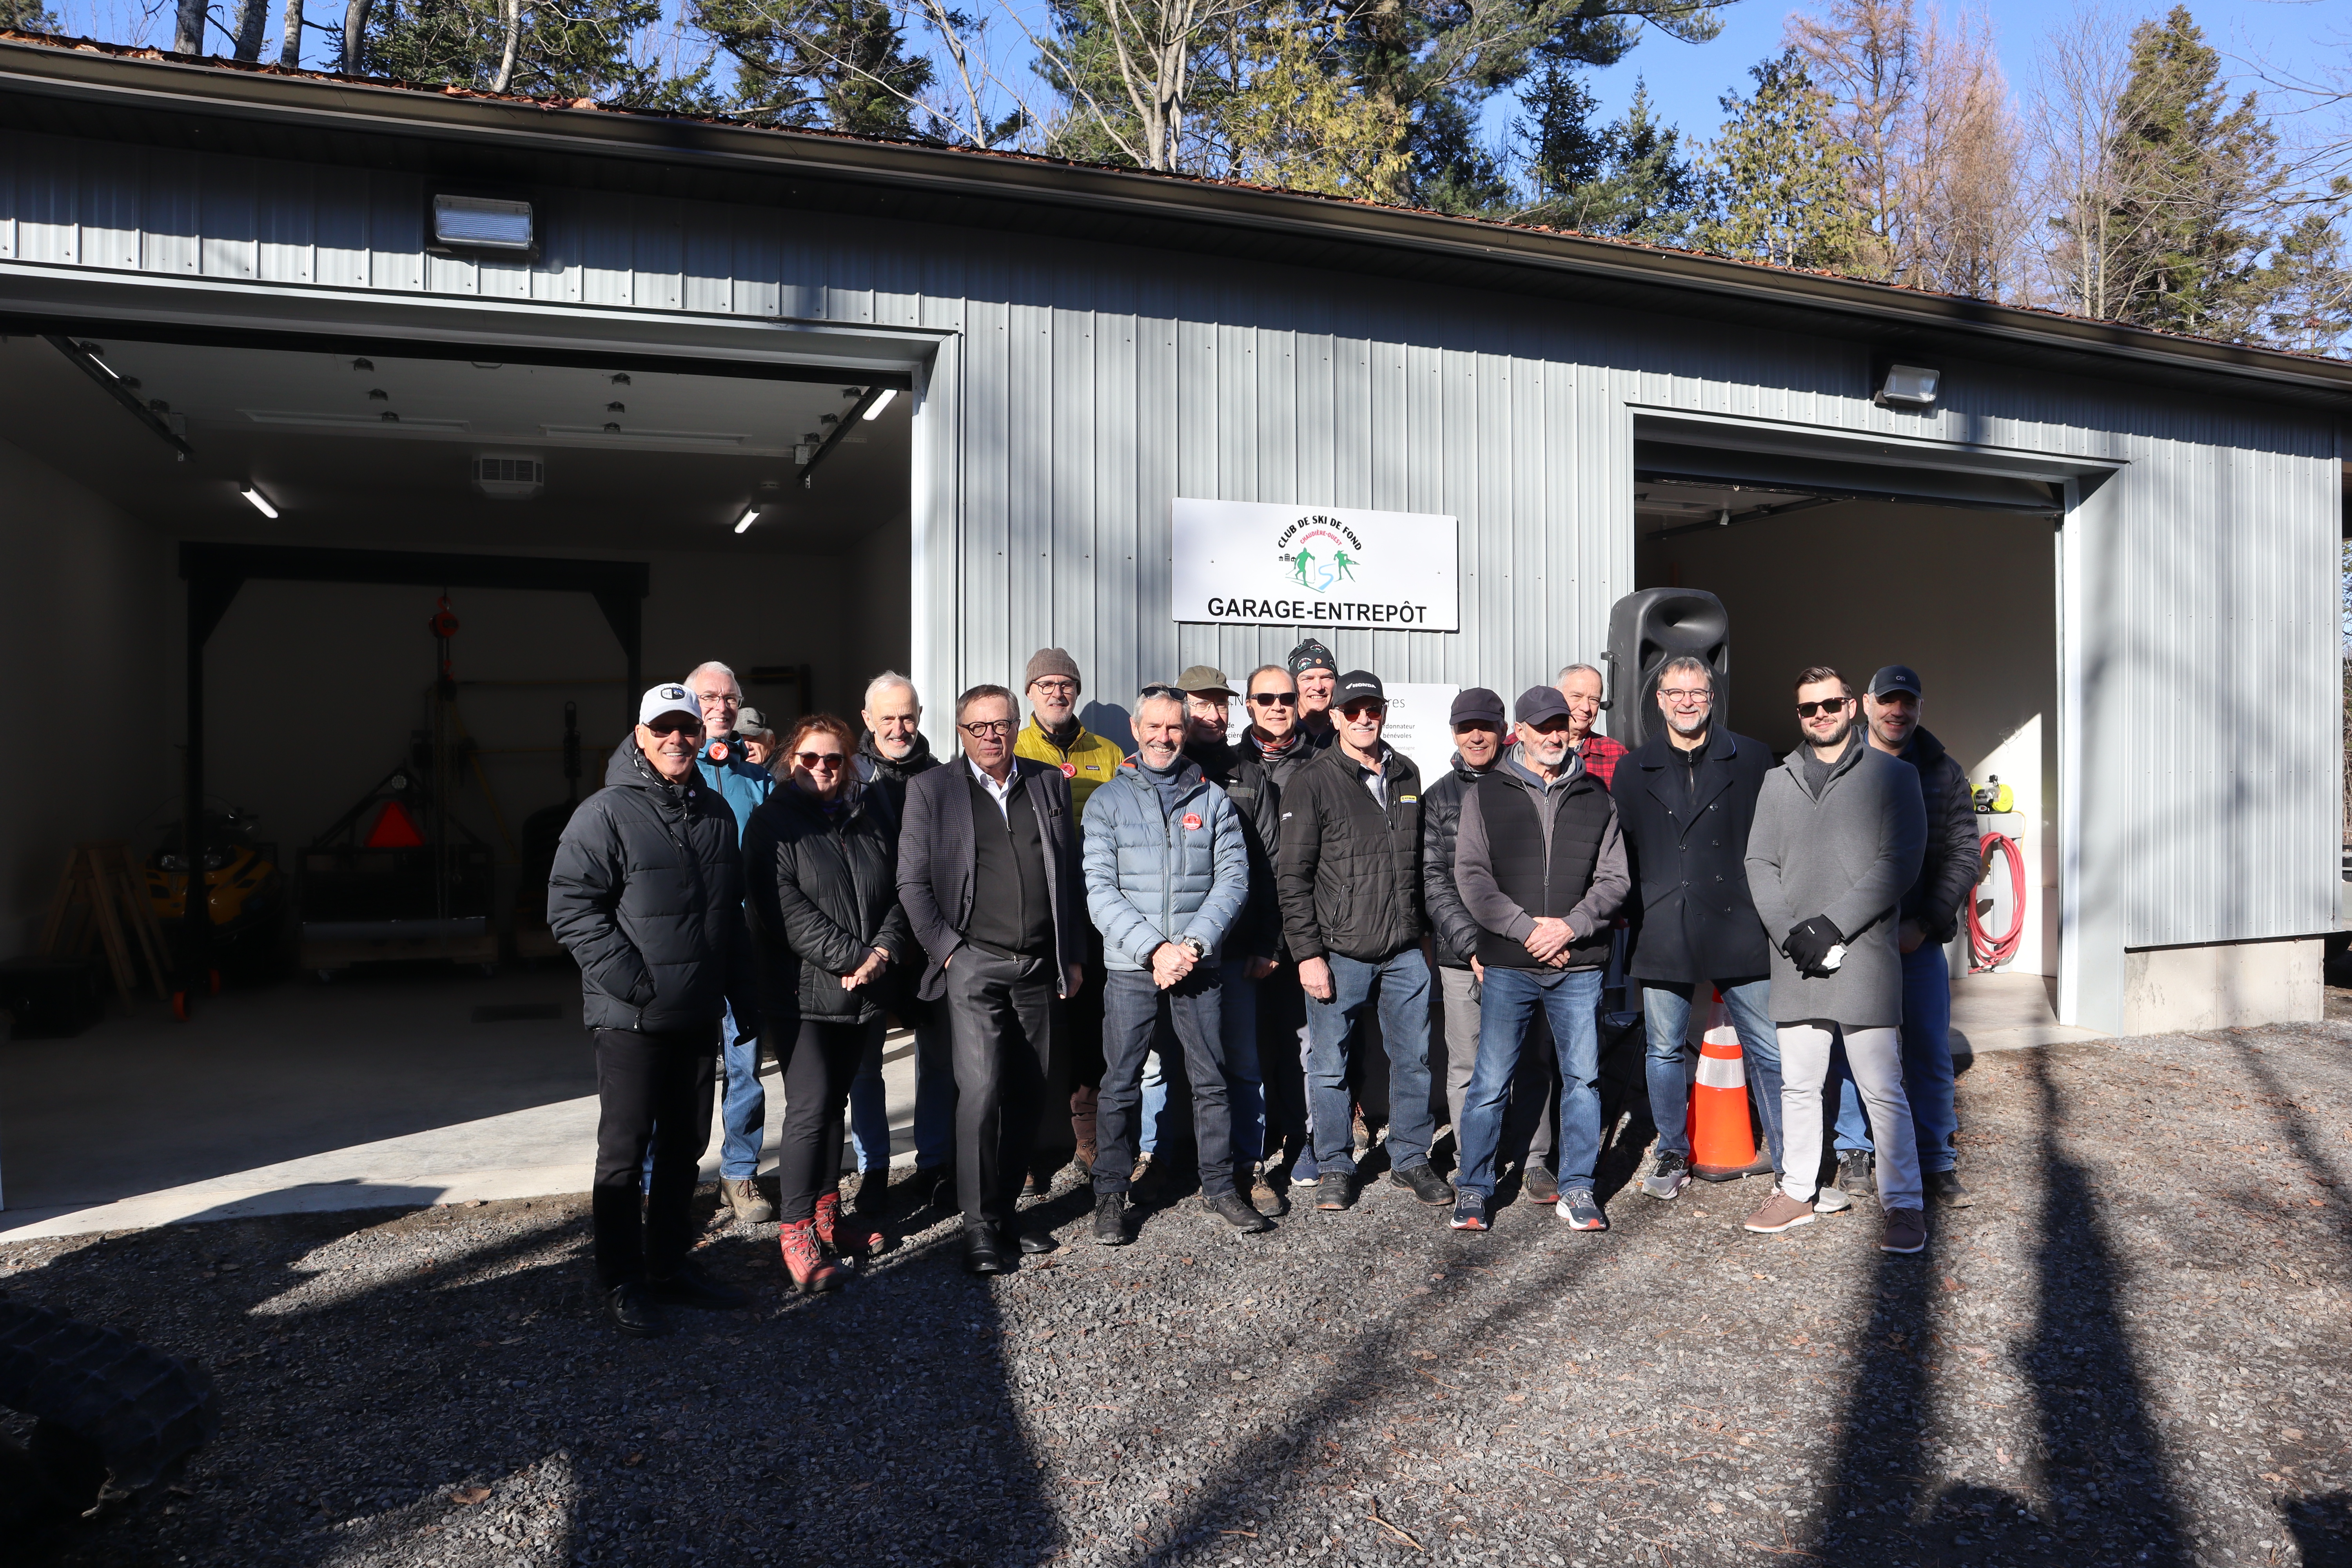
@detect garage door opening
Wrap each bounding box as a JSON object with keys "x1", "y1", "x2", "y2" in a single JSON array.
[
  {"x1": 0, "y1": 328, "x2": 917, "y2": 1229},
  {"x1": 1632, "y1": 435, "x2": 2067, "y2": 1045}
]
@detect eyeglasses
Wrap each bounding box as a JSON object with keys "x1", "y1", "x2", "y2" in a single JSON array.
[
  {"x1": 1248, "y1": 691, "x2": 1296, "y2": 707},
  {"x1": 960, "y1": 719, "x2": 1015, "y2": 737},
  {"x1": 1659, "y1": 687, "x2": 1711, "y2": 706},
  {"x1": 1796, "y1": 697, "x2": 1853, "y2": 718},
  {"x1": 795, "y1": 752, "x2": 847, "y2": 770},
  {"x1": 693, "y1": 691, "x2": 741, "y2": 707},
  {"x1": 1029, "y1": 678, "x2": 1077, "y2": 696}
]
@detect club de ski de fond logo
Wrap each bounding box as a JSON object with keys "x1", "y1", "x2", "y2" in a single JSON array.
[{"x1": 1275, "y1": 515, "x2": 1364, "y2": 594}]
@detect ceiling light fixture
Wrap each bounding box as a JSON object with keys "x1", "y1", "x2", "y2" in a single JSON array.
[
  {"x1": 240, "y1": 485, "x2": 279, "y2": 519},
  {"x1": 732, "y1": 506, "x2": 760, "y2": 535},
  {"x1": 862, "y1": 388, "x2": 897, "y2": 420}
]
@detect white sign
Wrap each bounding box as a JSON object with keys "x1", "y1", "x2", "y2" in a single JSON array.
[
  {"x1": 1381, "y1": 683, "x2": 1461, "y2": 788},
  {"x1": 1171, "y1": 499, "x2": 1459, "y2": 631}
]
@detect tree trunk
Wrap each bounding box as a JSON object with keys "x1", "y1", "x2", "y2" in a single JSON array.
[
  {"x1": 230, "y1": 0, "x2": 267, "y2": 59},
  {"x1": 490, "y1": 0, "x2": 521, "y2": 92},
  {"x1": 342, "y1": 0, "x2": 369, "y2": 71},
  {"x1": 278, "y1": 0, "x2": 303, "y2": 65},
  {"x1": 172, "y1": 0, "x2": 207, "y2": 52}
]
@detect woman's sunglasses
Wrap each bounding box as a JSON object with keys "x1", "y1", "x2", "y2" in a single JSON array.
[{"x1": 796, "y1": 751, "x2": 848, "y2": 770}]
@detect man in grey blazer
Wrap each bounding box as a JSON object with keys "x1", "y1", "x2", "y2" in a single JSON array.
[
  {"x1": 1740, "y1": 665, "x2": 1930, "y2": 1255},
  {"x1": 897, "y1": 683, "x2": 1087, "y2": 1274}
]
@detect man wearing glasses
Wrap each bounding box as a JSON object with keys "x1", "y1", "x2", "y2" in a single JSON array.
[
  {"x1": 547, "y1": 684, "x2": 759, "y2": 1336},
  {"x1": 1013, "y1": 648, "x2": 1123, "y2": 1179},
  {"x1": 1237, "y1": 662, "x2": 1319, "y2": 1183},
  {"x1": 682, "y1": 661, "x2": 780, "y2": 1225},
  {"x1": 1616, "y1": 655, "x2": 1785, "y2": 1202},
  {"x1": 1742, "y1": 667, "x2": 1929, "y2": 1255},
  {"x1": 897, "y1": 685, "x2": 1087, "y2": 1274},
  {"x1": 1275, "y1": 671, "x2": 1453, "y2": 1212}
]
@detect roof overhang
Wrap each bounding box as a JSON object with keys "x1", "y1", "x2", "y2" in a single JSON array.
[{"x1": 4, "y1": 34, "x2": 2350, "y2": 416}]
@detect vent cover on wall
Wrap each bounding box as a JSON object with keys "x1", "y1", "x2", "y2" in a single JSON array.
[{"x1": 471, "y1": 454, "x2": 545, "y2": 499}]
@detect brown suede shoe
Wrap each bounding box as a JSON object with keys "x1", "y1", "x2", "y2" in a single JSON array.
[
  {"x1": 1742, "y1": 1191, "x2": 1817, "y2": 1234},
  {"x1": 1881, "y1": 1208, "x2": 1929, "y2": 1254}
]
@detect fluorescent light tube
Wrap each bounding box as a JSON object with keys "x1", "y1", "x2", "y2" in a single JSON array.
[
  {"x1": 862, "y1": 388, "x2": 896, "y2": 420},
  {"x1": 733, "y1": 508, "x2": 759, "y2": 534},
  {"x1": 240, "y1": 486, "x2": 279, "y2": 519}
]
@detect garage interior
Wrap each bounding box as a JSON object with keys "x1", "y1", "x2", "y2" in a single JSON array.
[
  {"x1": 0, "y1": 327, "x2": 917, "y2": 1229},
  {"x1": 1632, "y1": 427, "x2": 2071, "y2": 1039}
]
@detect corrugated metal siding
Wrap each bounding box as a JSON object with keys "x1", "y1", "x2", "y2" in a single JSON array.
[{"x1": 0, "y1": 126, "x2": 2339, "y2": 946}]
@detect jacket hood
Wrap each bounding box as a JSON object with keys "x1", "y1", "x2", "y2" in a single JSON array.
[
  {"x1": 858, "y1": 728, "x2": 938, "y2": 779},
  {"x1": 1446, "y1": 749, "x2": 1494, "y2": 782},
  {"x1": 605, "y1": 736, "x2": 701, "y2": 799}
]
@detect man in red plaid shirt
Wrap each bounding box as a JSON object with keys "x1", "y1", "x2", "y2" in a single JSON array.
[{"x1": 1558, "y1": 664, "x2": 1627, "y2": 788}]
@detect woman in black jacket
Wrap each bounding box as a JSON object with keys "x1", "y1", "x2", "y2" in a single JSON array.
[{"x1": 743, "y1": 714, "x2": 914, "y2": 1292}]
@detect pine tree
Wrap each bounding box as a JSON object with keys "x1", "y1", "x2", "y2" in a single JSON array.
[
  {"x1": 1219, "y1": 4, "x2": 1408, "y2": 196},
  {"x1": 1693, "y1": 48, "x2": 1858, "y2": 269},
  {"x1": 356, "y1": 0, "x2": 671, "y2": 100},
  {"x1": 3, "y1": 0, "x2": 60, "y2": 31},
  {"x1": 1515, "y1": 76, "x2": 1695, "y2": 241},
  {"x1": 1517, "y1": 57, "x2": 1608, "y2": 206},
  {"x1": 701, "y1": 0, "x2": 934, "y2": 134}
]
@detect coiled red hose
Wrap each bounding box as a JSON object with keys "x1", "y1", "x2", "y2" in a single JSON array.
[{"x1": 1968, "y1": 831, "x2": 2026, "y2": 974}]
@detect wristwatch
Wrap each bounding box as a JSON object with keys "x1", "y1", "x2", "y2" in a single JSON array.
[{"x1": 1179, "y1": 936, "x2": 1208, "y2": 962}]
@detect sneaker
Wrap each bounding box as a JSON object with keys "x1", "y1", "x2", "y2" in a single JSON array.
[
  {"x1": 1091, "y1": 1191, "x2": 1129, "y2": 1247},
  {"x1": 1391, "y1": 1162, "x2": 1455, "y2": 1205},
  {"x1": 1207, "y1": 1192, "x2": 1275, "y2": 1233},
  {"x1": 1924, "y1": 1170, "x2": 1973, "y2": 1207},
  {"x1": 1449, "y1": 1191, "x2": 1489, "y2": 1231},
  {"x1": 1522, "y1": 1164, "x2": 1559, "y2": 1205},
  {"x1": 1316, "y1": 1172, "x2": 1357, "y2": 1211},
  {"x1": 1639, "y1": 1151, "x2": 1690, "y2": 1201},
  {"x1": 1833, "y1": 1151, "x2": 1875, "y2": 1205},
  {"x1": 1743, "y1": 1192, "x2": 1818, "y2": 1234},
  {"x1": 721, "y1": 1177, "x2": 774, "y2": 1225},
  {"x1": 1555, "y1": 1189, "x2": 1606, "y2": 1230},
  {"x1": 1814, "y1": 1183, "x2": 1854, "y2": 1215},
  {"x1": 1250, "y1": 1165, "x2": 1290, "y2": 1218},
  {"x1": 1881, "y1": 1207, "x2": 1929, "y2": 1254}
]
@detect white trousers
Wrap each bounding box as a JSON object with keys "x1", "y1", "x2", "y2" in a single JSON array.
[{"x1": 1777, "y1": 1022, "x2": 1922, "y2": 1210}]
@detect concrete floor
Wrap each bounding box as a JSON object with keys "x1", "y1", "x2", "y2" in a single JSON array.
[
  {"x1": 0, "y1": 961, "x2": 2082, "y2": 1242},
  {"x1": 0, "y1": 965, "x2": 918, "y2": 1240}
]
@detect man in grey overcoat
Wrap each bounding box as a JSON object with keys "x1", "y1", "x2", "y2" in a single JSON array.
[{"x1": 1740, "y1": 665, "x2": 1930, "y2": 1254}]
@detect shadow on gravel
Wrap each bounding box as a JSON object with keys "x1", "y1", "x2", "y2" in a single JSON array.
[
  {"x1": 2230, "y1": 1040, "x2": 2351, "y2": 1250},
  {"x1": 1811, "y1": 1049, "x2": 2188, "y2": 1566},
  {"x1": 2286, "y1": 1492, "x2": 2352, "y2": 1566},
  {"x1": 9, "y1": 1185, "x2": 1056, "y2": 1568},
  {"x1": 1094, "y1": 1219, "x2": 1619, "y2": 1564}
]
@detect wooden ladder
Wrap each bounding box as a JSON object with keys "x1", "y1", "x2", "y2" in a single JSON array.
[{"x1": 37, "y1": 841, "x2": 172, "y2": 1003}]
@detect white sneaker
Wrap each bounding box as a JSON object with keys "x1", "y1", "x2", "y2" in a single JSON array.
[{"x1": 1815, "y1": 1184, "x2": 1853, "y2": 1214}]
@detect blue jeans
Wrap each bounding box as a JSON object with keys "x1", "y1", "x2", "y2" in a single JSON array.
[
  {"x1": 845, "y1": 996, "x2": 956, "y2": 1172},
  {"x1": 847, "y1": 1026, "x2": 890, "y2": 1173},
  {"x1": 1461, "y1": 967, "x2": 1602, "y2": 1196},
  {"x1": 1302, "y1": 948, "x2": 1434, "y2": 1177},
  {"x1": 1139, "y1": 959, "x2": 1267, "y2": 1165},
  {"x1": 645, "y1": 1000, "x2": 765, "y2": 1187},
  {"x1": 1641, "y1": 978, "x2": 1784, "y2": 1175},
  {"x1": 1833, "y1": 942, "x2": 1956, "y2": 1172},
  {"x1": 1096, "y1": 965, "x2": 1235, "y2": 1196}
]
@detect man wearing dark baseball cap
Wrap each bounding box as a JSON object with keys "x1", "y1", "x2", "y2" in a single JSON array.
[
  {"x1": 1274, "y1": 669, "x2": 1452, "y2": 1211},
  {"x1": 1824, "y1": 664, "x2": 1979, "y2": 1208},
  {"x1": 1287, "y1": 638, "x2": 1340, "y2": 750}
]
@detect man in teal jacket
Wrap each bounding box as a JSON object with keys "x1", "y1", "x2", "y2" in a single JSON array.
[{"x1": 1082, "y1": 684, "x2": 1263, "y2": 1244}]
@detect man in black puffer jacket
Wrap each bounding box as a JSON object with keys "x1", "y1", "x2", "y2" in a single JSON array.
[
  {"x1": 1275, "y1": 670, "x2": 1452, "y2": 1212},
  {"x1": 548, "y1": 685, "x2": 761, "y2": 1338}
]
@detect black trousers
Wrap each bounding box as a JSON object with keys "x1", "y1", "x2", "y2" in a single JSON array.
[
  {"x1": 775, "y1": 1017, "x2": 880, "y2": 1224},
  {"x1": 944, "y1": 947, "x2": 1054, "y2": 1231},
  {"x1": 1258, "y1": 974, "x2": 1310, "y2": 1159},
  {"x1": 592, "y1": 1025, "x2": 718, "y2": 1288}
]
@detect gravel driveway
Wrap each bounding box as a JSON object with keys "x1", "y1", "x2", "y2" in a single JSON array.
[{"x1": 5, "y1": 1020, "x2": 2350, "y2": 1568}]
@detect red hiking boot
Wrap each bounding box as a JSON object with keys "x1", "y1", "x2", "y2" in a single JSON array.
[
  {"x1": 814, "y1": 1190, "x2": 883, "y2": 1259},
  {"x1": 779, "y1": 1220, "x2": 846, "y2": 1294}
]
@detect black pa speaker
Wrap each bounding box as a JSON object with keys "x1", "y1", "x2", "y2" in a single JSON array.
[{"x1": 1603, "y1": 588, "x2": 1730, "y2": 751}]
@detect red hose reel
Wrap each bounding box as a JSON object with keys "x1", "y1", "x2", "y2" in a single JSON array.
[{"x1": 1968, "y1": 830, "x2": 2027, "y2": 973}]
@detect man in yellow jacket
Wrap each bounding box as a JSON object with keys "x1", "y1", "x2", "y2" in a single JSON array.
[{"x1": 1014, "y1": 648, "x2": 1125, "y2": 1178}]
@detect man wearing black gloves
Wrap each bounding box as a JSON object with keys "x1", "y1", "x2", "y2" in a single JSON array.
[
  {"x1": 1616, "y1": 655, "x2": 1787, "y2": 1201},
  {"x1": 1742, "y1": 667, "x2": 1929, "y2": 1254},
  {"x1": 548, "y1": 683, "x2": 760, "y2": 1338},
  {"x1": 1276, "y1": 671, "x2": 1451, "y2": 1213},
  {"x1": 1423, "y1": 688, "x2": 1559, "y2": 1202},
  {"x1": 897, "y1": 684, "x2": 1087, "y2": 1274},
  {"x1": 1828, "y1": 665, "x2": 1981, "y2": 1207}
]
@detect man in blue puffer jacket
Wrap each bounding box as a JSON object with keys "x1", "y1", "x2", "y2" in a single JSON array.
[{"x1": 1082, "y1": 684, "x2": 1261, "y2": 1243}]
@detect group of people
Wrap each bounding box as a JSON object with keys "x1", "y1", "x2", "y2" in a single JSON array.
[{"x1": 546, "y1": 638, "x2": 1978, "y2": 1338}]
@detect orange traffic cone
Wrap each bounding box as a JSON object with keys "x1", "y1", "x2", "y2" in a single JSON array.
[{"x1": 1687, "y1": 992, "x2": 1773, "y2": 1181}]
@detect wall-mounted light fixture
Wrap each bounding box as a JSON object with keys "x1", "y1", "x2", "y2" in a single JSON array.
[
  {"x1": 239, "y1": 485, "x2": 279, "y2": 519},
  {"x1": 862, "y1": 387, "x2": 897, "y2": 420},
  {"x1": 1875, "y1": 363, "x2": 1940, "y2": 410},
  {"x1": 732, "y1": 506, "x2": 761, "y2": 535},
  {"x1": 431, "y1": 194, "x2": 535, "y2": 255}
]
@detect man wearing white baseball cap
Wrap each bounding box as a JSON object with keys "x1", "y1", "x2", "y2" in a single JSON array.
[{"x1": 548, "y1": 684, "x2": 763, "y2": 1336}]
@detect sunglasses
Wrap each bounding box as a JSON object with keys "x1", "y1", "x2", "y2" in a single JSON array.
[
  {"x1": 1338, "y1": 701, "x2": 1386, "y2": 719},
  {"x1": 1138, "y1": 684, "x2": 1185, "y2": 702},
  {"x1": 646, "y1": 718, "x2": 701, "y2": 735},
  {"x1": 1796, "y1": 697, "x2": 1853, "y2": 718},
  {"x1": 1249, "y1": 691, "x2": 1296, "y2": 707},
  {"x1": 796, "y1": 751, "x2": 847, "y2": 770}
]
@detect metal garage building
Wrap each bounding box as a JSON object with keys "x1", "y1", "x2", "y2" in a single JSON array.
[{"x1": 0, "y1": 31, "x2": 2343, "y2": 1050}]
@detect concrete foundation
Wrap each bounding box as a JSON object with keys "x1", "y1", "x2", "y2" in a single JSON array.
[{"x1": 2122, "y1": 938, "x2": 2325, "y2": 1034}]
